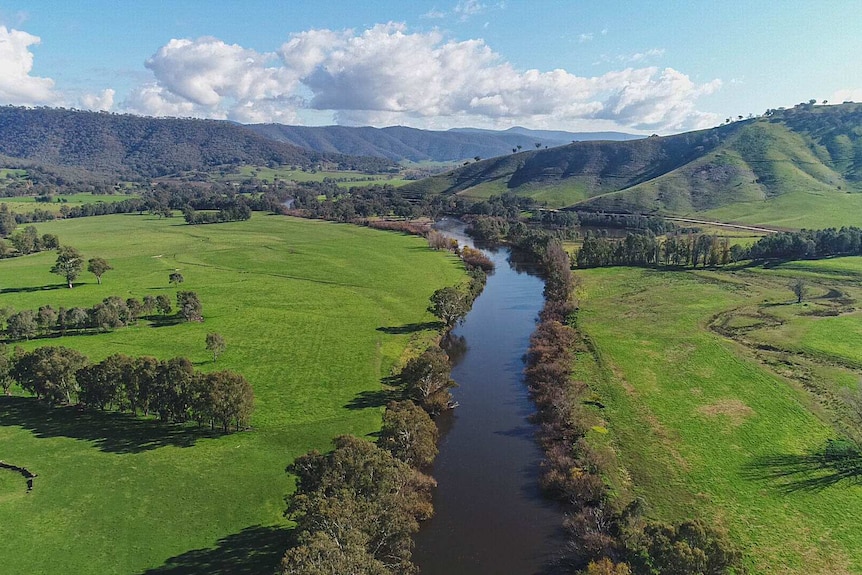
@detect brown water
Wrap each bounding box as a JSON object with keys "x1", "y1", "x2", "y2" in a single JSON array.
[{"x1": 413, "y1": 221, "x2": 562, "y2": 575}]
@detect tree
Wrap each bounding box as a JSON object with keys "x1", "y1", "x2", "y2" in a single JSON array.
[
  {"x1": 400, "y1": 346, "x2": 457, "y2": 414},
  {"x1": 12, "y1": 346, "x2": 88, "y2": 404},
  {"x1": 379, "y1": 400, "x2": 439, "y2": 468},
  {"x1": 169, "y1": 272, "x2": 184, "y2": 286},
  {"x1": 0, "y1": 344, "x2": 13, "y2": 395},
  {"x1": 177, "y1": 291, "x2": 203, "y2": 322},
  {"x1": 201, "y1": 370, "x2": 254, "y2": 431},
  {"x1": 87, "y1": 257, "x2": 113, "y2": 285},
  {"x1": 6, "y1": 310, "x2": 38, "y2": 341},
  {"x1": 791, "y1": 278, "x2": 807, "y2": 303},
  {"x1": 205, "y1": 332, "x2": 226, "y2": 361},
  {"x1": 51, "y1": 245, "x2": 84, "y2": 288},
  {"x1": 428, "y1": 287, "x2": 470, "y2": 328},
  {"x1": 155, "y1": 294, "x2": 172, "y2": 316}
]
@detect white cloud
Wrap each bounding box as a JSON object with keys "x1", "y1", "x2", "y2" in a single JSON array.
[
  {"x1": 578, "y1": 33, "x2": 594, "y2": 43},
  {"x1": 80, "y1": 88, "x2": 115, "y2": 111},
  {"x1": 121, "y1": 24, "x2": 719, "y2": 132},
  {"x1": 454, "y1": 0, "x2": 486, "y2": 20},
  {"x1": 627, "y1": 48, "x2": 665, "y2": 62},
  {"x1": 832, "y1": 88, "x2": 862, "y2": 103},
  {"x1": 0, "y1": 25, "x2": 58, "y2": 105}
]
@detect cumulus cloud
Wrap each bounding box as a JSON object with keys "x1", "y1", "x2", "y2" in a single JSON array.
[
  {"x1": 123, "y1": 24, "x2": 720, "y2": 132},
  {"x1": 0, "y1": 25, "x2": 58, "y2": 105},
  {"x1": 80, "y1": 88, "x2": 115, "y2": 111}
]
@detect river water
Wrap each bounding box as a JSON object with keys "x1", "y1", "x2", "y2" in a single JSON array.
[{"x1": 413, "y1": 221, "x2": 562, "y2": 575}]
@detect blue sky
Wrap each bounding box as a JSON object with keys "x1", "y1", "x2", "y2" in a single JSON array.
[{"x1": 1, "y1": 1, "x2": 859, "y2": 133}]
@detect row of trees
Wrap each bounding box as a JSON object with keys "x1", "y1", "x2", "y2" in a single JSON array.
[
  {"x1": 576, "y1": 232, "x2": 734, "y2": 268},
  {"x1": 182, "y1": 201, "x2": 252, "y2": 225},
  {"x1": 5, "y1": 346, "x2": 252, "y2": 431},
  {"x1": 745, "y1": 226, "x2": 862, "y2": 261},
  {"x1": 2, "y1": 291, "x2": 201, "y2": 341}
]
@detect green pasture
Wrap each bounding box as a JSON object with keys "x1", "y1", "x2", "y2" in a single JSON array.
[
  {"x1": 0, "y1": 213, "x2": 465, "y2": 574},
  {"x1": 1, "y1": 192, "x2": 136, "y2": 214},
  {"x1": 700, "y1": 189, "x2": 862, "y2": 229},
  {"x1": 575, "y1": 264, "x2": 862, "y2": 574}
]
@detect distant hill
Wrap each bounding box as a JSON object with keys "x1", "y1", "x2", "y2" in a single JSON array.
[
  {"x1": 401, "y1": 102, "x2": 862, "y2": 227},
  {"x1": 449, "y1": 126, "x2": 641, "y2": 143},
  {"x1": 0, "y1": 107, "x2": 394, "y2": 179},
  {"x1": 247, "y1": 124, "x2": 639, "y2": 162}
]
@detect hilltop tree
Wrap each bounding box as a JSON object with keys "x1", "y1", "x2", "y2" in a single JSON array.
[
  {"x1": 51, "y1": 245, "x2": 84, "y2": 288},
  {"x1": 205, "y1": 332, "x2": 226, "y2": 361},
  {"x1": 169, "y1": 272, "x2": 184, "y2": 286},
  {"x1": 87, "y1": 257, "x2": 113, "y2": 285}
]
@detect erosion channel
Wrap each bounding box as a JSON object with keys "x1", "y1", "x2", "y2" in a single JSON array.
[{"x1": 413, "y1": 220, "x2": 563, "y2": 574}]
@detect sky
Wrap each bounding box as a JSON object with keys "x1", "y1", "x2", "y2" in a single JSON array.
[{"x1": 0, "y1": 0, "x2": 859, "y2": 134}]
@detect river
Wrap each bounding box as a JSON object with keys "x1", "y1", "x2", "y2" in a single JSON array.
[{"x1": 413, "y1": 220, "x2": 563, "y2": 574}]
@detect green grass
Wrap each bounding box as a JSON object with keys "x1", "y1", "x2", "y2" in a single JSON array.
[
  {"x1": 1, "y1": 193, "x2": 137, "y2": 214},
  {"x1": 0, "y1": 213, "x2": 465, "y2": 574},
  {"x1": 700, "y1": 189, "x2": 862, "y2": 229},
  {"x1": 576, "y1": 265, "x2": 862, "y2": 574}
]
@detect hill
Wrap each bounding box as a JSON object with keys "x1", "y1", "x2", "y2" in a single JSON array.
[
  {"x1": 402, "y1": 102, "x2": 862, "y2": 227},
  {"x1": 0, "y1": 107, "x2": 394, "y2": 179},
  {"x1": 246, "y1": 124, "x2": 579, "y2": 163}
]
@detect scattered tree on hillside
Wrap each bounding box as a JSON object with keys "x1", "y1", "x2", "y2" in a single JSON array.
[
  {"x1": 155, "y1": 294, "x2": 172, "y2": 316},
  {"x1": 6, "y1": 310, "x2": 38, "y2": 340},
  {"x1": 169, "y1": 272, "x2": 184, "y2": 286},
  {"x1": 792, "y1": 278, "x2": 807, "y2": 303},
  {"x1": 205, "y1": 332, "x2": 226, "y2": 362},
  {"x1": 428, "y1": 287, "x2": 470, "y2": 328},
  {"x1": 177, "y1": 291, "x2": 203, "y2": 322},
  {"x1": 51, "y1": 245, "x2": 84, "y2": 288},
  {"x1": 87, "y1": 257, "x2": 113, "y2": 285}
]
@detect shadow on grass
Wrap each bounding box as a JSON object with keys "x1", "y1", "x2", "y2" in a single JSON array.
[
  {"x1": 344, "y1": 388, "x2": 404, "y2": 410},
  {"x1": 148, "y1": 315, "x2": 185, "y2": 328},
  {"x1": 376, "y1": 321, "x2": 440, "y2": 334},
  {"x1": 0, "y1": 396, "x2": 220, "y2": 454},
  {"x1": 744, "y1": 440, "x2": 862, "y2": 492},
  {"x1": 0, "y1": 283, "x2": 76, "y2": 294},
  {"x1": 139, "y1": 525, "x2": 291, "y2": 575}
]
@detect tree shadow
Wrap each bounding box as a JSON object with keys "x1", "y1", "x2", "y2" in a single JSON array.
[
  {"x1": 139, "y1": 525, "x2": 291, "y2": 575},
  {"x1": 0, "y1": 283, "x2": 73, "y2": 294},
  {"x1": 0, "y1": 396, "x2": 220, "y2": 454},
  {"x1": 743, "y1": 440, "x2": 862, "y2": 493},
  {"x1": 375, "y1": 321, "x2": 440, "y2": 334},
  {"x1": 148, "y1": 315, "x2": 184, "y2": 328},
  {"x1": 344, "y1": 388, "x2": 404, "y2": 410}
]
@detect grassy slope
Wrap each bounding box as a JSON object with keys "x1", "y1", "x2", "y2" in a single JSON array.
[
  {"x1": 575, "y1": 266, "x2": 862, "y2": 574},
  {"x1": 0, "y1": 213, "x2": 465, "y2": 575},
  {"x1": 226, "y1": 165, "x2": 409, "y2": 188}
]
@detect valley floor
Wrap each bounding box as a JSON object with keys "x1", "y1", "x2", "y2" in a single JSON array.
[{"x1": 575, "y1": 259, "x2": 862, "y2": 574}]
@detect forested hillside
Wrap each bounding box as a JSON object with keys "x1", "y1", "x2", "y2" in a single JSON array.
[
  {"x1": 0, "y1": 107, "x2": 394, "y2": 179},
  {"x1": 248, "y1": 124, "x2": 637, "y2": 162}
]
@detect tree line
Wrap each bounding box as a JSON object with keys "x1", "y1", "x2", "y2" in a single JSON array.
[
  {"x1": 576, "y1": 232, "x2": 734, "y2": 268},
  {"x1": 2, "y1": 291, "x2": 201, "y2": 341},
  {"x1": 3, "y1": 346, "x2": 253, "y2": 432}
]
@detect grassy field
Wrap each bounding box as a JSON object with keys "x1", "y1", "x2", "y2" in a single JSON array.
[
  {"x1": 0, "y1": 213, "x2": 465, "y2": 574},
  {"x1": 1, "y1": 192, "x2": 136, "y2": 214},
  {"x1": 575, "y1": 262, "x2": 862, "y2": 574},
  {"x1": 699, "y1": 189, "x2": 862, "y2": 229}
]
